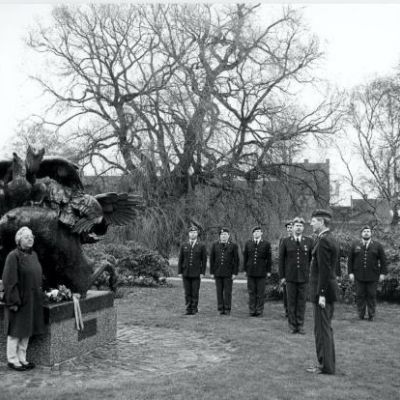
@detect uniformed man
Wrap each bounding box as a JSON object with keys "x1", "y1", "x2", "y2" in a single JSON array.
[
  {"x1": 307, "y1": 209, "x2": 339, "y2": 375},
  {"x1": 348, "y1": 225, "x2": 387, "y2": 321},
  {"x1": 279, "y1": 217, "x2": 313, "y2": 334},
  {"x1": 279, "y1": 219, "x2": 293, "y2": 318},
  {"x1": 210, "y1": 228, "x2": 239, "y2": 315},
  {"x1": 178, "y1": 226, "x2": 207, "y2": 315},
  {"x1": 243, "y1": 226, "x2": 272, "y2": 317}
]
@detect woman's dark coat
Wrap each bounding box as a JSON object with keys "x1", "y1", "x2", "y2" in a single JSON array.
[{"x1": 2, "y1": 248, "x2": 45, "y2": 338}]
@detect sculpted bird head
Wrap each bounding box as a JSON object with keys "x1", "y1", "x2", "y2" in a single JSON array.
[
  {"x1": 12, "y1": 152, "x2": 26, "y2": 178},
  {"x1": 26, "y1": 145, "x2": 45, "y2": 175}
]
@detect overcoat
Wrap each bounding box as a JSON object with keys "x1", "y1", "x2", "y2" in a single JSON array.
[
  {"x1": 243, "y1": 239, "x2": 272, "y2": 277},
  {"x1": 210, "y1": 241, "x2": 239, "y2": 277},
  {"x1": 2, "y1": 248, "x2": 45, "y2": 338},
  {"x1": 347, "y1": 240, "x2": 387, "y2": 282},
  {"x1": 309, "y1": 230, "x2": 339, "y2": 303},
  {"x1": 178, "y1": 241, "x2": 207, "y2": 277}
]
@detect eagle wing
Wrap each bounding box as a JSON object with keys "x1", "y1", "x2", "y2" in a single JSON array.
[
  {"x1": 36, "y1": 157, "x2": 84, "y2": 191},
  {"x1": 95, "y1": 192, "x2": 144, "y2": 226}
]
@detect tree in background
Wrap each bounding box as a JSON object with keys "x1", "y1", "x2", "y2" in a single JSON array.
[
  {"x1": 19, "y1": 4, "x2": 343, "y2": 254},
  {"x1": 341, "y1": 76, "x2": 400, "y2": 227}
]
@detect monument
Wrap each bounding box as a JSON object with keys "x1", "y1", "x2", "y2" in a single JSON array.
[{"x1": 0, "y1": 145, "x2": 143, "y2": 366}]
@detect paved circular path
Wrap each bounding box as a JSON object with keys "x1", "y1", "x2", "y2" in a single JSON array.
[{"x1": 0, "y1": 323, "x2": 235, "y2": 390}]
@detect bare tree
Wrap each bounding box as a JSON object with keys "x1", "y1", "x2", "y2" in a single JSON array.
[
  {"x1": 342, "y1": 76, "x2": 400, "y2": 226},
  {"x1": 26, "y1": 4, "x2": 341, "y2": 192},
  {"x1": 23, "y1": 4, "x2": 345, "y2": 253}
]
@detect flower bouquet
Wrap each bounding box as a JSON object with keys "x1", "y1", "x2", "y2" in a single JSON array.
[{"x1": 45, "y1": 285, "x2": 73, "y2": 303}]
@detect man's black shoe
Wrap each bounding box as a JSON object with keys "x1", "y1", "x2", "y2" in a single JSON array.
[
  {"x1": 7, "y1": 362, "x2": 26, "y2": 372},
  {"x1": 21, "y1": 362, "x2": 35, "y2": 370}
]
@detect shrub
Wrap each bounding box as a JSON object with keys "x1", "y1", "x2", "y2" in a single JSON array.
[
  {"x1": 84, "y1": 241, "x2": 172, "y2": 290},
  {"x1": 265, "y1": 272, "x2": 282, "y2": 301}
]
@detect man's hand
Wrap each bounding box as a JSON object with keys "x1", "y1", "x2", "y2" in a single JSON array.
[
  {"x1": 9, "y1": 305, "x2": 18, "y2": 312},
  {"x1": 200, "y1": 274, "x2": 205, "y2": 278},
  {"x1": 318, "y1": 296, "x2": 326, "y2": 309},
  {"x1": 349, "y1": 273, "x2": 354, "y2": 283},
  {"x1": 210, "y1": 274, "x2": 214, "y2": 279},
  {"x1": 267, "y1": 272, "x2": 271, "y2": 278},
  {"x1": 178, "y1": 274, "x2": 182, "y2": 278},
  {"x1": 232, "y1": 275, "x2": 237, "y2": 281},
  {"x1": 280, "y1": 278, "x2": 286, "y2": 285},
  {"x1": 379, "y1": 274, "x2": 385, "y2": 283}
]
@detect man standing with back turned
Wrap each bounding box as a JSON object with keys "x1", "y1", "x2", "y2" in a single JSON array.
[{"x1": 307, "y1": 209, "x2": 339, "y2": 375}]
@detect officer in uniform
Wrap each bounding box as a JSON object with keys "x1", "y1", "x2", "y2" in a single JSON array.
[
  {"x1": 279, "y1": 219, "x2": 293, "y2": 318},
  {"x1": 348, "y1": 225, "x2": 387, "y2": 321},
  {"x1": 243, "y1": 226, "x2": 272, "y2": 317},
  {"x1": 307, "y1": 209, "x2": 339, "y2": 375},
  {"x1": 210, "y1": 228, "x2": 239, "y2": 315},
  {"x1": 178, "y1": 226, "x2": 207, "y2": 315},
  {"x1": 279, "y1": 217, "x2": 313, "y2": 334}
]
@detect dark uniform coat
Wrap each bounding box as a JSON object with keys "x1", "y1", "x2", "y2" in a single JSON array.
[
  {"x1": 279, "y1": 236, "x2": 313, "y2": 282},
  {"x1": 2, "y1": 248, "x2": 45, "y2": 338},
  {"x1": 347, "y1": 240, "x2": 387, "y2": 282},
  {"x1": 178, "y1": 241, "x2": 207, "y2": 277},
  {"x1": 309, "y1": 230, "x2": 339, "y2": 303},
  {"x1": 243, "y1": 239, "x2": 272, "y2": 277},
  {"x1": 210, "y1": 242, "x2": 239, "y2": 277}
]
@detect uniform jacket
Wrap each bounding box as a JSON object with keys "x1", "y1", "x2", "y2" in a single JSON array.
[
  {"x1": 309, "y1": 230, "x2": 339, "y2": 303},
  {"x1": 279, "y1": 236, "x2": 313, "y2": 283},
  {"x1": 210, "y1": 241, "x2": 239, "y2": 277},
  {"x1": 178, "y1": 240, "x2": 207, "y2": 278},
  {"x1": 347, "y1": 240, "x2": 387, "y2": 282},
  {"x1": 243, "y1": 239, "x2": 272, "y2": 277},
  {"x1": 2, "y1": 248, "x2": 45, "y2": 338}
]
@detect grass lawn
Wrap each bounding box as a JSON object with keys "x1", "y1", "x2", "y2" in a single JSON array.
[{"x1": 3, "y1": 280, "x2": 400, "y2": 400}]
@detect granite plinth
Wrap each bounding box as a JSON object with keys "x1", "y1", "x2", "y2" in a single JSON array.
[{"x1": 0, "y1": 290, "x2": 117, "y2": 366}]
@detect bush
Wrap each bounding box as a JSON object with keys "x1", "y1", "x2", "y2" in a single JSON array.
[
  {"x1": 265, "y1": 272, "x2": 283, "y2": 301},
  {"x1": 84, "y1": 241, "x2": 172, "y2": 290}
]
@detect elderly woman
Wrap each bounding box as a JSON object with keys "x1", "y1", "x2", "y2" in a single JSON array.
[{"x1": 2, "y1": 226, "x2": 45, "y2": 371}]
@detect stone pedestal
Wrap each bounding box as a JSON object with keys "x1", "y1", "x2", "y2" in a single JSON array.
[{"x1": 0, "y1": 290, "x2": 117, "y2": 366}]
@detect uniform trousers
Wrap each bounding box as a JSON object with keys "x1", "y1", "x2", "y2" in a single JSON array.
[
  {"x1": 286, "y1": 281, "x2": 307, "y2": 330},
  {"x1": 282, "y1": 284, "x2": 288, "y2": 317},
  {"x1": 7, "y1": 336, "x2": 29, "y2": 366},
  {"x1": 313, "y1": 302, "x2": 335, "y2": 374},
  {"x1": 182, "y1": 277, "x2": 201, "y2": 313},
  {"x1": 247, "y1": 276, "x2": 266, "y2": 315},
  {"x1": 215, "y1": 277, "x2": 233, "y2": 312},
  {"x1": 355, "y1": 280, "x2": 378, "y2": 319}
]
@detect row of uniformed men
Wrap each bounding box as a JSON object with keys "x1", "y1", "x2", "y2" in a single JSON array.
[{"x1": 178, "y1": 209, "x2": 388, "y2": 375}]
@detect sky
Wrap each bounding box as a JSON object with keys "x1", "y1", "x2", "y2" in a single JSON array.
[{"x1": 1, "y1": 3, "x2": 400, "y2": 203}]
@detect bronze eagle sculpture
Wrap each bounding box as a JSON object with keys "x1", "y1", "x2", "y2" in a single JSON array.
[{"x1": 0, "y1": 145, "x2": 144, "y2": 294}]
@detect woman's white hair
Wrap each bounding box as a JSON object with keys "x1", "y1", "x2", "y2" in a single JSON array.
[{"x1": 15, "y1": 226, "x2": 33, "y2": 245}]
